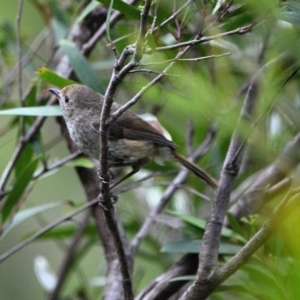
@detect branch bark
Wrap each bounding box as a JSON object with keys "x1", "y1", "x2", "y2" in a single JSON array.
[{"x1": 180, "y1": 79, "x2": 259, "y2": 300}]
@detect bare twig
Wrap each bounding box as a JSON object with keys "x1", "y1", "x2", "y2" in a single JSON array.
[
  {"x1": 33, "y1": 151, "x2": 82, "y2": 180},
  {"x1": 146, "y1": 25, "x2": 252, "y2": 53},
  {"x1": 153, "y1": 0, "x2": 194, "y2": 33},
  {"x1": 180, "y1": 80, "x2": 258, "y2": 300},
  {"x1": 133, "y1": 0, "x2": 152, "y2": 62},
  {"x1": 16, "y1": 0, "x2": 24, "y2": 106},
  {"x1": 116, "y1": 181, "x2": 212, "y2": 202},
  {"x1": 228, "y1": 132, "x2": 300, "y2": 222},
  {"x1": 0, "y1": 113, "x2": 49, "y2": 199},
  {"x1": 107, "y1": 51, "x2": 230, "y2": 127},
  {"x1": 183, "y1": 187, "x2": 300, "y2": 299},
  {"x1": 81, "y1": 0, "x2": 139, "y2": 54},
  {"x1": 16, "y1": 0, "x2": 25, "y2": 139},
  {"x1": 108, "y1": 45, "x2": 191, "y2": 126},
  {"x1": 128, "y1": 69, "x2": 178, "y2": 75},
  {"x1": 97, "y1": 2, "x2": 153, "y2": 299},
  {"x1": 136, "y1": 254, "x2": 198, "y2": 300},
  {"x1": 0, "y1": 198, "x2": 99, "y2": 263},
  {"x1": 0, "y1": 30, "x2": 49, "y2": 105},
  {"x1": 139, "y1": 52, "x2": 231, "y2": 66}
]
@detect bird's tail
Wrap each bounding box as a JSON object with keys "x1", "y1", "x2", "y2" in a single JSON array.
[{"x1": 172, "y1": 151, "x2": 218, "y2": 188}]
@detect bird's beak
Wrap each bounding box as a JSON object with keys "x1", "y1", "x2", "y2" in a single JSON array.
[{"x1": 49, "y1": 88, "x2": 60, "y2": 98}]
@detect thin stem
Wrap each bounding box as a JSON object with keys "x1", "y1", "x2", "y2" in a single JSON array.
[
  {"x1": 153, "y1": 0, "x2": 194, "y2": 33},
  {"x1": 0, "y1": 198, "x2": 99, "y2": 263},
  {"x1": 16, "y1": 0, "x2": 24, "y2": 106},
  {"x1": 146, "y1": 24, "x2": 252, "y2": 53},
  {"x1": 33, "y1": 151, "x2": 82, "y2": 180}
]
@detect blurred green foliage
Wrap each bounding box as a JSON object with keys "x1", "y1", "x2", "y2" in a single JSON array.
[{"x1": 1, "y1": 0, "x2": 300, "y2": 299}]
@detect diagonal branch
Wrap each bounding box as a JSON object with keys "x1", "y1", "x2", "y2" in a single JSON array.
[
  {"x1": 196, "y1": 187, "x2": 300, "y2": 298},
  {"x1": 180, "y1": 79, "x2": 259, "y2": 300}
]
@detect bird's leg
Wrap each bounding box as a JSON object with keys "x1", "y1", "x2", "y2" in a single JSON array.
[{"x1": 110, "y1": 158, "x2": 150, "y2": 189}]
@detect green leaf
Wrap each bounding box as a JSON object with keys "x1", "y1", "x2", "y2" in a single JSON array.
[
  {"x1": 2, "y1": 156, "x2": 40, "y2": 223},
  {"x1": 31, "y1": 223, "x2": 97, "y2": 239},
  {"x1": 1, "y1": 203, "x2": 63, "y2": 239},
  {"x1": 74, "y1": 0, "x2": 100, "y2": 26},
  {"x1": 226, "y1": 212, "x2": 245, "y2": 237},
  {"x1": 15, "y1": 144, "x2": 33, "y2": 180},
  {"x1": 168, "y1": 210, "x2": 246, "y2": 243},
  {"x1": 36, "y1": 67, "x2": 76, "y2": 88},
  {"x1": 25, "y1": 84, "x2": 38, "y2": 107},
  {"x1": 59, "y1": 40, "x2": 105, "y2": 93},
  {"x1": 97, "y1": 0, "x2": 141, "y2": 20},
  {"x1": 106, "y1": 0, "x2": 114, "y2": 42},
  {"x1": 284, "y1": 2, "x2": 300, "y2": 15},
  {"x1": 145, "y1": 32, "x2": 157, "y2": 52},
  {"x1": 66, "y1": 157, "x2": 94, "y2": 168},
  {"x1": 0, "y1": 106, "x2": 62, "y2": 116},
  {"x1": 280, "y1": 11, "x2": 300, "y2": 27},
  {"x1": 49, "y1": 0, "x2": 69, "y2": 25}
]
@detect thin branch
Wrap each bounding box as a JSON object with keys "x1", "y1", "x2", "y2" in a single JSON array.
[
  {"x1": 186, "y1": 187, "x2": 300, "y2": 299},
  {"x1": 228, "y1": 132, "x2": 300, "y2": 222},
  {"x1": 97, "y1": 3, "x2": 153, "y2": 300},
  {"x1": 100, "y1": 207, "x2": 133, "y2": 300},
  {"x1": 128, "y1": 69, "x2": 179, "y2": 76},
  {"x1": 153, "y1": 0, "x2": 194, "y2": 33},
  {"x1": 16, "y1": 0, "x2": 24, "y2": 106},
  {"x1": 33, "y1": 151, "x2": 82, "y2": 180},
  {"x1": 0, "y1": 198, "x2": 99, "y2": 263},
  {"x1": 0, "y1": 30, "x2": 49, "y2": 105},
  {"x1": 108, "y1": 45, "x2": 191, "y2": 126},
  {"x1": 116, "y1": 181, "x2": 212, "y2": 202},
  {"x1": 81, "y1": 0, "x2": 139, "y2": 54},
  {"x1": 0, "y1": 113, "x2": 50, "y2": 199},
  {"x1": 146, "y1": 24, "x2": 252, "y2": 53},
  {"x1": 139, "y1": 52, "x2": 231, "y2": 66},
  {"x1": 180, "y1": 79, "x2": 259, "y2": 300},
  {"x1": 133, "y1": 0, "x2": 152, "y2": 62},
  {"x1": 107, "y1": 43, "x2": 232, "y2": 127},
  {"x1": 16, "y1": 0, "x2": 25, "y2": 140},
  {"x1": 136, "y1": 253, "x2": 198, "y2": 300}
]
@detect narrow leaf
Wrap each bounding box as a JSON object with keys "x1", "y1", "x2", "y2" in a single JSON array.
[
  {"x1": 59, "y1": 40, "x2": 105, "y2": 93},
  {"x1": 36, "y1": 67, "x2": 76, "y2": 88},
  {"x1": 0, "y1": 106, "x2": 62, "y2": 116},
  {"x1": 168, "y1": 210, "x2": 246, "y2": 243},
  {"x1": 97, "y1": 0, "x2": 141, "y2": 20},
  {"x1": 106, "y1": 0, "x2": 114, "y2": 42},
  {"x1": 1, "y1": 203, "x2": 63, "y2": 239},
  {"x1": 2, "y1": 157, "x2": 40, "y2": 222},
  {"x1": 74, "y1": 0, "x2": 100, "y2": 26}
]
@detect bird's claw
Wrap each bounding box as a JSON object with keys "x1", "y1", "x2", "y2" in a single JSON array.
[{"x1": 97, "y1": 193, "x2": 118, "y2": 210}]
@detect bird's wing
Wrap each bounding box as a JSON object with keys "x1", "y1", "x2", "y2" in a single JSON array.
[{"x1": 92, "y1": 110, "x2": 176, "y2": 149}]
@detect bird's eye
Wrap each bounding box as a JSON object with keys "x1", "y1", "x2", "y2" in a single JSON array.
[{"x1": 65, "y1": 96, "x2": 69, "y2": 104}]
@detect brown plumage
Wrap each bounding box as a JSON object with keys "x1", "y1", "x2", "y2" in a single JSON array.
[{"x1": 49, "y1": 84, "x2": 218, "y2": 188}]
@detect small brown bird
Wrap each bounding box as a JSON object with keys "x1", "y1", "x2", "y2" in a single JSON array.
[{"x1": 49, "y1": 84, "x2": 218, "y2": 188}]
